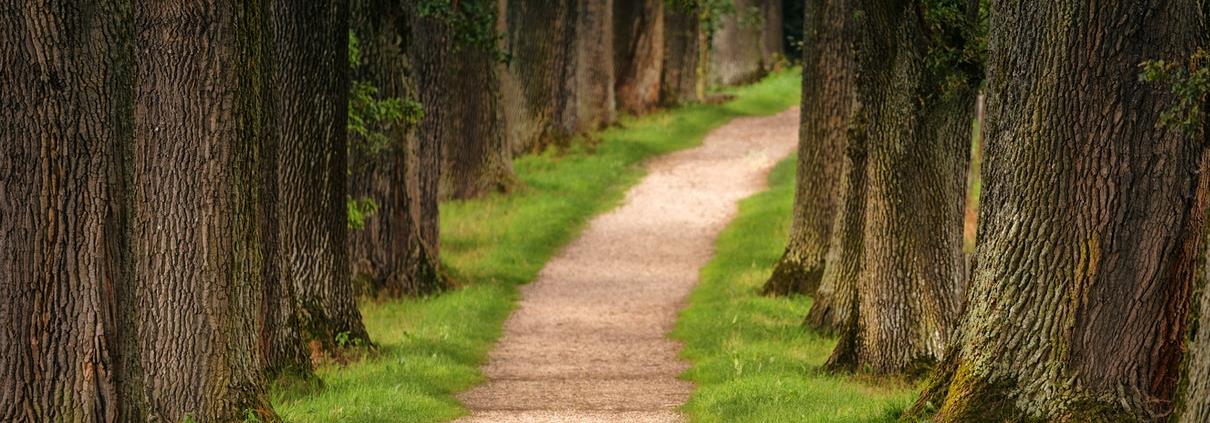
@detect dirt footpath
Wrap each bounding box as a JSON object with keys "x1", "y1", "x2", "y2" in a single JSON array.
[{"x1": 456, "y1": 107, "x2": 800, "y2": 422}]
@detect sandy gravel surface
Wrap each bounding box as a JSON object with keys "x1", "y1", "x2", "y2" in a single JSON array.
[{"x1": 456, "y1": 107, "x2": 800, "y2": 422}]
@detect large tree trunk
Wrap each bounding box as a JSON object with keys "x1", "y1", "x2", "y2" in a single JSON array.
[
  {"x1": 269, "y1": 0, "x2": 370, "y2": 365},
  {"x1": 123, "y1": 0, "x2": 278, "y2": 420},
  {"x1": 1179, "y1": 157, "x2": 1210, "y2": 422},
  {"x1": 660, "y1": 2, "x2": 702, "y2": 105},
  {"x1": 708, "y1": 0, "x2": 765, "y2": 86},
  {"x1": 0, "y1": 2, "x2": 132, "y2": 420},
  {"x1": 565, "y1": 0, "x2": 617, "y2": 132},
  {"x1": 439, "y1": 0, "x2": 517, "y2": 200},
  {"x1": 761, "y1": 0, "x2": 853, "y2": 296},
  {"x1": 804, "y1": 132, "x2": 864, "y2": 333},
  {"x1": 614, "y1": 0, "x2": 665, "y2": 114},
  {"x1": 825, "y1": 0, "x2": 974, "y2": 375},
  {"x1": 406, "y1": 1, "x2": 449, "y2": 292},
  {"x1": 349, "y1": 0, "x2": 447, "y2": 297},
  {"x1": 912, "y1": 0, "x2": 1207, "y2": 420},
  {"x1": 500, "y1": 0, "x2": 577, "y2": 153}
]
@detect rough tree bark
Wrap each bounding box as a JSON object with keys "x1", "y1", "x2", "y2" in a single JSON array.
[
  {"x1": 909, "y1": 1, "x2": 1207, "y2": 420},
  {"x1": 0, "y1": 2, "x2": 131, "y2": 420},
  {"x1": 439, "y1": 0, "x2": 517, "y2": 200},
  {"x1": 1179, "y1": 156, "x2": 1210, "y2": 422},
  {"x1": 825, "y1": 0, "x2": 974, "y2": 375},
  {"x1": 123, "y1": 0, "x2": 278, "y2": 420},
  {"x1": 761, "y1": 0, "x2": 853, "y2": 296},
  {"x1": 349, "y1": 0, "x2": 448, "y2": 297},
  {"x1": 269, "y1": 0, "x2": 370, "y2": 365},
  {"x1": 709, "y1": 0, "x2": 765, "y2": 86},
  {"x1": 614, "y1": 0, "x2": 665, "y2": 114},
  {"x1": 660, "y1": 2, "x2": 702, "y2": 105},
  {"x1": 1178, "y1": 24, "x2": 1210, "y2": 422},
  {"x1": 406, "y1": 1, "x2": 450, "y2": 293},
  {"x1": 500, "y1": 0, "x2": 576, "y2": 153},
  {"x1": 565, "y1": 0, "x2": 617, "y2": 132},
  {"x1": 805, "y1": 130, "x2": 865, "y2": 333}
]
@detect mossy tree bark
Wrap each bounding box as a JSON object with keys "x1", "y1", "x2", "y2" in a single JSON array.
[
  {"x1": 708, "y1": 0, "x2": 766, "y2": 86},
  {"x1": 269, "y1": 0, "x2": 370, "y2": 365},
  {"x1": 614, "y1": 0, "x2": 665, "y2": 114},
  {"x1": 0, "y1": 2, "x2": 132, "y2": 420},
  {"x1": 349, "y1": 0, "x2": 447, "y2": 297},
  {"x1": 909, "y1": 0, "x2": 1207, "y2": 420},
  {"x1": 125, "y1": 0, "x2": 279, "y2": 420},
  {"x1": 824, "y1": 0, "x2": 975, "y2": 375},
  {"x1": 660, "y1": 2, "x2": 702, "y2": 105},
  {"x1": 565, "y1": 0, "x2": 617, "y2": 132},
  {"x1": 761, "y1": 0, "x2": 854, "y2": 297},
  {"x1": 499, "y1": 0, "x2": 573, "y2": 153},
  {"x1": 440, "y1": 0, "x2": 516, "y2": 200},
  {"x1": 501, "y1": 0, "x2": 614, "y2": 153}
]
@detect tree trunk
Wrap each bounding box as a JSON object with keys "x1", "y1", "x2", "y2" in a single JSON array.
[
  {"x1": 614, "y1": 0, "x2": 665, "y2": 114},
  {"x1": 660, "y1": 2, "x2": 702, "y2": 105},
  {"x1": 760, "y1": 0, "x2": 784, "y2": 69},
  {"x1": 349, "y1": 0, "x2": 447, "y2": 297},
  {"x1": 565, "y1": 0, "x2": 617, "y2": 132},
  {"x1": 709, "y1": 0, "x2": 765, "y2": 86},
  {"x1": 123, "y1": 0, "x2": 278, "y2": 420},
  {"x1": 825, "y1": 0, "x2": 974, "y2": 375},
  {"x1": 804, "y1": 134, "x2": 864, "y2": 333},
  {"x1": 500, "y1": 0, "x2": 577, "y2": 153},
  {"x1": 1178, "y1": 156, "x2": 1210, "y2": 422},
  {"x1": 439, "y1": 0, "x2": 517, "y2": 200},
  {"x1": 761, "y1": 0, "x2": 853, "y2": 296},
  {"x1": 912, "y1": 0, "x2": 1207, "y2": 420},
  {"x1": 269, "y1": 0, "x2": 370, "y2": 365},
  {"x1": 406, "y1": 1, "x2": 449, "y2": 292},
  {"x1": 0, "y1": 2, "x2": 132, "y2": 420}
]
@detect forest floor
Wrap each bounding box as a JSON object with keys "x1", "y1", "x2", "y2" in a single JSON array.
[
  {"x1": 272, "y1": 71, "x2": 802, "y2": 422},
  {"x1": 455, "y1": 108, "x2": 800, "y2": 422}
]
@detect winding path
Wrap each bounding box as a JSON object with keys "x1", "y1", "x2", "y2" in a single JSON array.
[{"x1": 456, "y1": 107, "x2": 800, "y2": 422}]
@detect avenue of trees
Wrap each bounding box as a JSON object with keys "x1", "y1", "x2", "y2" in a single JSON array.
[
  {"x1": 5, "y1": 0, "x2": 1210, "y2": 421},
  {"x1": 768, "y1": 0, "x2": 1210, "y2": 421},
  {"x1": 0, "y1": 0, "x2": 784, "y2": 421}
]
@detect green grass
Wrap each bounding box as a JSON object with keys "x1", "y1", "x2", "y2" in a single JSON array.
[
  {"x1": 271, "y1": 70, "x2": 802, "y2": 423},
  {"x1": 673, "y1": 158, "x2": 917, "y2": 423}
]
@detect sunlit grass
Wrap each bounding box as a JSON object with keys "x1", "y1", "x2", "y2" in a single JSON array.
[
  {"x1": 272, "y1": 70, "x2": 802, "y2": 422},
  {"x1": 673, "y1": 158, "x2": 917, "y2": 423}
]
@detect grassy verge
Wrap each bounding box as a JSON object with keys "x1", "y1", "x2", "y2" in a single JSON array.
[
  {"x1": 673, "y1": 158, "x2": 916, "y2": 423},
  {"x1": 272, "y1": 70, "x2": 802, "y2": 423}
]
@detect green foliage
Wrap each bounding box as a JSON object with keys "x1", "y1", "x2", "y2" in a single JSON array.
[
  {"x1": 345, "y1": 32, "x2": 421, "y2": 230},
  {"x1": 1140, "y1": 49, "x2": 1210, "y2": 134},
  {"x1": 346, "y1": 197, "x2": 379, "y2": 230},
  {"x1": 334, "y1": 331, "x2": 365, "y2": 349},
  {"x1": 271, "y1": 70, "x2": 802, "y2": 423},
  {"x1": 347, "y1": 32, "x2": 423, "y2": 156},
  {"x1": 417, "y1": 0, "x2": 509, "y2": 62},
  {"x1": 920, "y1": 0, "x2": 988, "y2": 97},
  {"x1": 243, "y1": 410, "x2": 264, "y2": 423},
  {"x1": 673, "y1": 158, "x2": 916, "y2": 422}
]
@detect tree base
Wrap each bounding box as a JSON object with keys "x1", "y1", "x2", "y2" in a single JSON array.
[
  {"x1": 761, "y1": 253, "x2": 824, "y2": 296},
  {"x1": 804, "y1": 294, "x2": 843, "y2": 334}
]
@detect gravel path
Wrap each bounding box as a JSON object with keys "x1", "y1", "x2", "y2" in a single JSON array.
[{"x1": 456, "y1": 107, "x2": 800, "y2": 422}]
